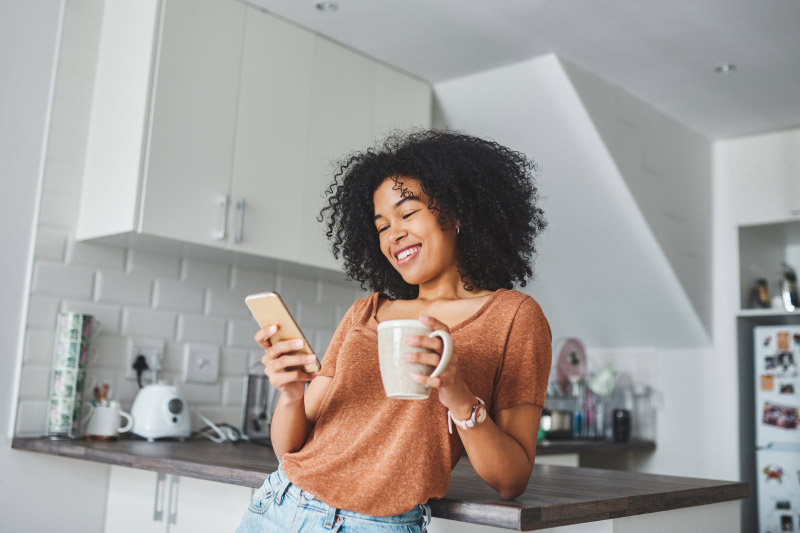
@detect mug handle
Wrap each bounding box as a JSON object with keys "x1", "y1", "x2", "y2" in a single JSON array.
[
  {"x1": 81, "y1": 403, "x2": 94, "y2": 426},
  {"x1": 428, "y1": 330, "x2": 453, "y2": 378},
  {"x1": 118, "y1": 411, "x2": 133, "y2": 433}
]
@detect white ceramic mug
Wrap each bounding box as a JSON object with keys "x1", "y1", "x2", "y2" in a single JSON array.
[
  {"x1": 377, "y1": 319, "x2": 453, "y2": 399},
  {"x1": 84, "y1": 402, "x2": 133, "y2": 440}
]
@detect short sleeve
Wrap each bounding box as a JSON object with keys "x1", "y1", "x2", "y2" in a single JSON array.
[
  {"x1": 316, "y1": 299, "x2": 363, "y2": 378},
  {"x1": 492, "y1": 296, "x2": 552, "y2": 412}
]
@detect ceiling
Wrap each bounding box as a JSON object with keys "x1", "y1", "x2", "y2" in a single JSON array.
[{"x1": 248, "y1": 0, "x2": 800, "y2": 140}]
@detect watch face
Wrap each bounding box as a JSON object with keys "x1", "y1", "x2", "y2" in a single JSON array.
[{"x1": 475, "y1": 404, "x2": 488, "y2": 425}]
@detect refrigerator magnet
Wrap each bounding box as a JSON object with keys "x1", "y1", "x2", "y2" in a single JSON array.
[
  {"x1": 763, "y1": 464, "x2": 784, "y2": 483},
  {"x1": 761, "y1": 375, "x2": 775, "y2": 391},
  {"x1": 779, "y1": 383, "x2": 795, "y2": 394},
  {"x1": 778, "y1": 331, "x2": 791, "y2": 352}
]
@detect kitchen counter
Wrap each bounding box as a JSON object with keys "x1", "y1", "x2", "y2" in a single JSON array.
[{"x1": 12, "y1": 436, "x2": 744, "y2": 531}]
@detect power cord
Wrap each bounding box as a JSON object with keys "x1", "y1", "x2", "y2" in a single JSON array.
[{"x1": 189, "y1": 407, "x2": 241, "y2": 443}]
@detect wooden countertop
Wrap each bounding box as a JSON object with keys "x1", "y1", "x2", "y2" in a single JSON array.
[{"x1": 12, "y1": 437, "x2": 744, "y2": 531}]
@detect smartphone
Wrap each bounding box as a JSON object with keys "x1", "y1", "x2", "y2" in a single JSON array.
[{"x1": 245, "y1": 291, "x2": 321, "y2": 373}]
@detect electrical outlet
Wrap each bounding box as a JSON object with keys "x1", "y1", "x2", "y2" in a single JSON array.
[
  {"x1": 183, "y1": 343, "x2": 220, "y2": 383},
  {"x1": 127, "y1": 338, "x2": 165, "y2": 380}
]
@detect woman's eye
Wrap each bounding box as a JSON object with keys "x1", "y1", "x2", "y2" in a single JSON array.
[
  {"x1": 377, "y1": 226, "x2": 388, "y2": 233},
  {"x1": 402, "y1": 211, "x2": 418, "y2": 219}
]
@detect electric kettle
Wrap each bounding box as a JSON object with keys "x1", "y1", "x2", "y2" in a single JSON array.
[{"x1": 131, "y1": 383, "x2": 192, "y2": 441}]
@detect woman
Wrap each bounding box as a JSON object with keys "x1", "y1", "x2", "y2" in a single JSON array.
[{"x1": 237, "y1": 130, "x2": 551, "y2": 532}]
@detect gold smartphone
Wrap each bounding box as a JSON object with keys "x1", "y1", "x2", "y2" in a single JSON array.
[{"x1": 245, "y1": 291, "x2": 321, "y2": 373}]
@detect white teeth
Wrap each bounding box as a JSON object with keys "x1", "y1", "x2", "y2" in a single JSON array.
[{"x1": 397, "y1": 246, "x2": 420, "y2": 260}]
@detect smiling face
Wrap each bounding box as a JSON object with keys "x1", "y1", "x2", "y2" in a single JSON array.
[{"x1": 373, "y1": 177, "x2": 459, "y2": 287}]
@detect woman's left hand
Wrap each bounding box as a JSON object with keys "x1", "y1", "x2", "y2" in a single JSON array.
[{"x1": 403, "y1": 315, "x2": 476, "y2": 413}]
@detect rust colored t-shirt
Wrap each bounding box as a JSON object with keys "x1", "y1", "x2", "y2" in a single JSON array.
[{"x1": 280, "y1": 288, "x2": 551, "y2": 516}]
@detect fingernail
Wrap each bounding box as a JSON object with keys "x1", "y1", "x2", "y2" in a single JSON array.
[
  {"x1": 293, "y1": 340, "x2": 304, "y2": 349},
  {"x1": 306, "y1": 354, "x2": 316, "y2": 362},
  {"x1": 267, "y1": 325, "x2": 277, "y2": 335}
]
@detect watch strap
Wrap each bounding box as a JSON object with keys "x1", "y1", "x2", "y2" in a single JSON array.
[{"x1": 448, "y1": 397, "x2": 486, "y2": 434}]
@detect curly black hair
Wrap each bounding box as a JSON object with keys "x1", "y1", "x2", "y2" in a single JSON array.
[{"x1": 317, "y1": 129, "x2": 546, "y2": 300}]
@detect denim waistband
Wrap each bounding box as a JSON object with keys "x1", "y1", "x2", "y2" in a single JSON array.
[{"x1": 270, "y1": 464, "x2": 431, "y2": 528}]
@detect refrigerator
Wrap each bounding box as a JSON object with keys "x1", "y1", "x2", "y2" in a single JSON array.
[{"x1": 755, "y1": 325, "x2": 800, "y2": 533}]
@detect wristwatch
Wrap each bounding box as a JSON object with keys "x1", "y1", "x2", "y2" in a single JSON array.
[{"x1": 448, "y1": 397, "x2": 487, "y2": 434}]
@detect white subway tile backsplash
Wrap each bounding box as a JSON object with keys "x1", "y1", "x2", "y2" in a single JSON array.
[
  {"x1": 177, "y1": 315, "x2": 227, "y2": 345},
  {"x1": 182, "y1": 259, "x2": 230, "y2": 289},
  {"x1": 61, "y1": 300, "x2": 122, "y2": 333},
  {"x1": 231, "y1": 267, "x2": 275, "y2": 294},
  {"x1": 297, "y1": 301, "x2": 336, "y2": 328},
  {"x1": 319, "y1": 282, "x2": 358, "y2": 304},
  {"x1": 122, "y1": 308, "x2": 176, "y2": 339},
  {"x1": 90, "y1": 335, "x2": 131, "y2": 371},
  {"x1": 33, "y1": 262, "x2": 94, "y2": 299},
  {"x1": 276, "y1": 273, "x2": 317, "y2": 303},
  {"x1": 23, "y1": 329, "x2": 55, "y2": 364},
  {"x1": 34, "y1": 227, "x2": 68, "y2": 261},
  {"x1": 315, "y1": 329, "x2": 335, "y2": 358},
  {"x1": 161, "y1": 342, "x2": 185, "y2": 374},
  {"x1": 96, "y1": 270, "x2": 152, "y2": 307},
  {"x1": 222, "y1": 378, "x2": 244, "y2": 406},
  {"x1": 228, "y1": 318, "x2": 258, "y2": 349},
  {"x1": 206, "y1": 289, "x2": 251, "y2": 319},
  {"x1": 190, "y1": 406, "x2": 241, "y2": 429},
  {"x1": 127, "y1": 250, "x2": 181, "y2": 279},
  {"x1": 154, "y1": 280, "x2": 204, "y2": 313},
  {"x1": 221, "y1": 348, "x2": 249, "y2": 376},
  {"x1": 67, "y1": 239, "x2": 126, "y2": 270},
  {"x1": 26, "y1": 295, "x2": 61, "y2": 329},
  {"x1": 181, "y1": 383, "x2": 222, "y2": 405},
  {"x1": 248, "y1": 350, "x2": 265, "y2": 370},
  {"x1": 19, "y1": 366, "x2": 52, "y2": 400},
  {"x1": 15, "y1": 401, "x2": 48, "y2": 436},
  {"x1": 114, "y1": 377, "x2": 140, "y2": 404}
]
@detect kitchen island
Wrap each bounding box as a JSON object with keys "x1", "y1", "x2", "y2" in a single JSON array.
[{"x1": 12, "y1": 437, "x2": 744, "y2": 531}]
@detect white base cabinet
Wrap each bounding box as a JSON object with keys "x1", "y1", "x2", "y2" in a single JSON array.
[
  {"x1": 104, "y1": 466, "x2": 252, "y2": 533},
  {"x1": 78, "y1": 0, "x2": 431, "y2": 272}
]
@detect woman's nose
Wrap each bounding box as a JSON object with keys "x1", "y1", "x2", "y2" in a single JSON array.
[{"x1": 388, "y1": 224, "x2": 407, "y2": 242}]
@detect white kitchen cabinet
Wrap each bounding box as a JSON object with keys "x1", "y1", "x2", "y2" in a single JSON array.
[
  {"x1": 77, "y1": 0, "x2": 245, "y2": 246},
  {"x1": 726, "y1": 129, "x2": 800, "y2": 226},
  {"x1": 78, "y1": 0, "x2": 431, "y2": 272},
  {"x1": 300, "y1": 40, "x2": 433, "y2": 271},
  {"x1": 301, "y1": 38, "x2": 378, "y2": 271},
  {"x1": 228, "y1": 7, "x2": 315, "y2": 259},
  {"x1": 104, "y1": 466, "x2": 251, "y2": 533},
  {"x1": 139, "y1": 0, "x2": 244, "y2": 246}
]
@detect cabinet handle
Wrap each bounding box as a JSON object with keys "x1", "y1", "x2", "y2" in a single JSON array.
[
  {"x1": 167, "y1": 475, "x2": 180, "y2": 526},
  {"x1": 216, "y1": 195, "x2": 230, "y2": 241},
  {"x1": 153, "y1": 472, "x2": 167, "y2": 522},
  {"x1": 235, "y1": 199, "x2": 246, "y2": 243}
]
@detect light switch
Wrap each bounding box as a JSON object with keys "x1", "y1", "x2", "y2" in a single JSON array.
[{"x1": 183, "y1": 343, "x2": 220, "y2": 383}]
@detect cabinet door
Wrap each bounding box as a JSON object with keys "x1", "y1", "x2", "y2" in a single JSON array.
[
  {"x1": 372, "y1": 64, "x2": 432, "y2": 138},
  {"x1": 728, "y1": 130, "x2": 800, "y2": 225},
  {"x1": 105, "y1": 466, "x2": 167, "y2": 533},
  {"x1": 168, "y1": 476, "x2": 252, "y2": 533},
  {"x1": 229, "y1": 8, "x2": 315, "y2": 260},
  {"x1": 301, "y1": 38, "x2": 377, "y2": 271},
  {"x1": 139, "y1": 0, "x2": 245, "y2": 246}
]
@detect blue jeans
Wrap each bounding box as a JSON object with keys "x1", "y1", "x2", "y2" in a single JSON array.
[{"x1": 236, "y1": 465, "x2": 432, "y2": 533}]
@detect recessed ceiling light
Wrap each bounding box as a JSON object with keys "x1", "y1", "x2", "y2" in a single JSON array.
[
  {"x1": 315, "y1": 1, "x2": 338, "y2": 12},
  {"x1": 714, "y1": 64, "x2": 737, "y2": 74}
]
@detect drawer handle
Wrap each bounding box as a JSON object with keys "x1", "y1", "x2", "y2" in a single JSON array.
[
  {"x1": 167, "y1": 475, "x2": 180, "y2": 526},
  {"x1": 235, "y1": 199, "x2": 246, "y2": 243},
  {"x1": 216, "y1": 195, "x2": 230, "y2": 241},
  {"x1": 153, "y1": 472, "x2": 166, "y2": 522}
]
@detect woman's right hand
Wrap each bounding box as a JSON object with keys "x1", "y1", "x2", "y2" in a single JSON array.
[{"x1": 255, "y1": 324, "x2": 316, "y2": 401}]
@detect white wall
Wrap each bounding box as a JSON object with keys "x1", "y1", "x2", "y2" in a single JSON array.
[
  {"x1": 561, "y1": 59, "x2": 713, "y2": 333},
  {"x1": 0, "y1": 1, "x2": 109, "y2": 531}
]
